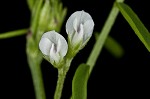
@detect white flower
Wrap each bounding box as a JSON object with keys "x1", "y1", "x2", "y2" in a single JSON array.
[
  {"x1": 66, "y1": 10, "x2": 94, "y2": 49},
  {"x1": 39, "y1": 31, "x2": 68, "y2": 65}
]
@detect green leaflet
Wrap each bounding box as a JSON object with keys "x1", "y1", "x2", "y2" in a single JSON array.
[
  {"x1": 0, "y1": 29, "x2": 28, "y2": 39},
  {"x1": 116, "y1": 2, "x2": 150, "y2": 52},
  {"x1": 72, "y1": 63, "x2": 90, "y2": 99},
  {"x1": 30, "y1": 0, "x2": 43, "y2": 36},
  {"x1": 105, "y1": 35, "x2": 124, "y2": 58},
  {"x1": 95, "y1": 33, "x2": 124, "y2": 58}
]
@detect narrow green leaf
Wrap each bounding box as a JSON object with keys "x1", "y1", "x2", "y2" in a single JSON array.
[
  {"x1": 95, "y1": 33, "x2": 124, "y2": 58},
  {"x1": 31, "y1": 0, "x2": 43, "y2": 36},
  {"x1": 72, "y1": 63, "x2": 90, "y2": 99},
  {"x1": 105, "y1": 35, "x2": 124, "y2": 58},
  {"x1": 116, "y1": 2, "x2": 150, "y2": 52},
  {"x1": 0, "y1": 29, "x2": 28, "y2": 39}
]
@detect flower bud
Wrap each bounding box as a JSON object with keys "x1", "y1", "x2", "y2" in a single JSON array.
[
  {"x1": 39, "y1": 31, "x2": 68, "y2": 68},
  {"x1": 47, "y1": 1, "x2": 67, "y2": 32},
  {"x1": 66, "y1": 10, "x2": 94, "y2": 50},
  {"x1": 36, "y1": 0, "x2": 51, "y2": 42}
]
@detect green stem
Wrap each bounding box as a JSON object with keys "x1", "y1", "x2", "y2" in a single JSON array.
[
  {"x1": 0, "y1": 28, "x2": 28, "y2": 39},
  {"x1": 27, "y1": 54, "x2": 46, "y2": 99},
  {"x1": 26, "y1": 35, "x2": 46, "y2": 99},
  {"x1": 54, "y1": 59, "x2": 72, "y2": 99},
  {"x1": 86, "y1": 0, "x2": 124, "y2": 74},
  {"x1": 54, "y1": 69, "x2": 67, "y2": 99}
]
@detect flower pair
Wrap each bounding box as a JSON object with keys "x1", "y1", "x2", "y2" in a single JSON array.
[{"x1": 39, "y1": 10, "x2": 94, "y2": 67}]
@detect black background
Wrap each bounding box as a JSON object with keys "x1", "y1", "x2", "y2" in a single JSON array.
[{"x1": 0, "y1": 0, "x2": 150, "y2": 99}]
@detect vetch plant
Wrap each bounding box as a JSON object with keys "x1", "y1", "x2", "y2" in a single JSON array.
[
  {"x1": 39, "y1": 10, "x2": 94, "y2": 99},
  {"x1": 0, "y1": 0, "x2": 150, "y2": 99}
]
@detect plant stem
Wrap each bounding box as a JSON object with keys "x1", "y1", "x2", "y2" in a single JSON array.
[
  {"x1": 0, "y1": 28, "x2": 28, "y2": 39},
  {"x1": 27, "y1": 54, "x2": 46, "y2": 99},
  {"x1": 54, "y1": 59, "x2": 72, "y2": 99},
  {"x1": 54, "y1": 69, "x2": 67, "y2": 99},
  {"x1": 86, "y1": 0, "x2": 124, "y2": 74},
  {"x1": 26, "y1": 35, "x2": 46, "y2": 99}
]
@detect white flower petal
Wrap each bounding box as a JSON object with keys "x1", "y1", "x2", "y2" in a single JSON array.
[
  {"x1": 41, "y1": 30, "x2": 57, "y2": 44},
  {"x1": 72, "y1": 24, "x2": 84, "y2": 45},
  {"x1": 50, "y1": 43, "x2": 60, "y2": 64},
  {"x1": 39, "y1": 38, "x2": 52, "y2": 55},
  {"x1": 66, "y1": 10, "x2": 94, "y2": 48},
  {"x1": 58, "y1": 36, "x2": 68, "y2": 57},
  {"x1": 79, "y1": 23, "x2": 84, "y2": 34},
  {"x1": 66, "y1": 11, "x2": 86, "y2": 34},
  {"x1": 73, "y1": 18, "x2": 78, "y2": 32},
  {"x1": 80, "y1": 11, "x2": 93, "y2": 23},
  {"x1": 39, "y1": 30, "x2": 68, "y2": 64},
  {"x1": 83, "y1": 20, "x2": 94, "y2": 42},
  {"x1": 57, "y1": 38, "x2": 61, "y2": 53}
]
